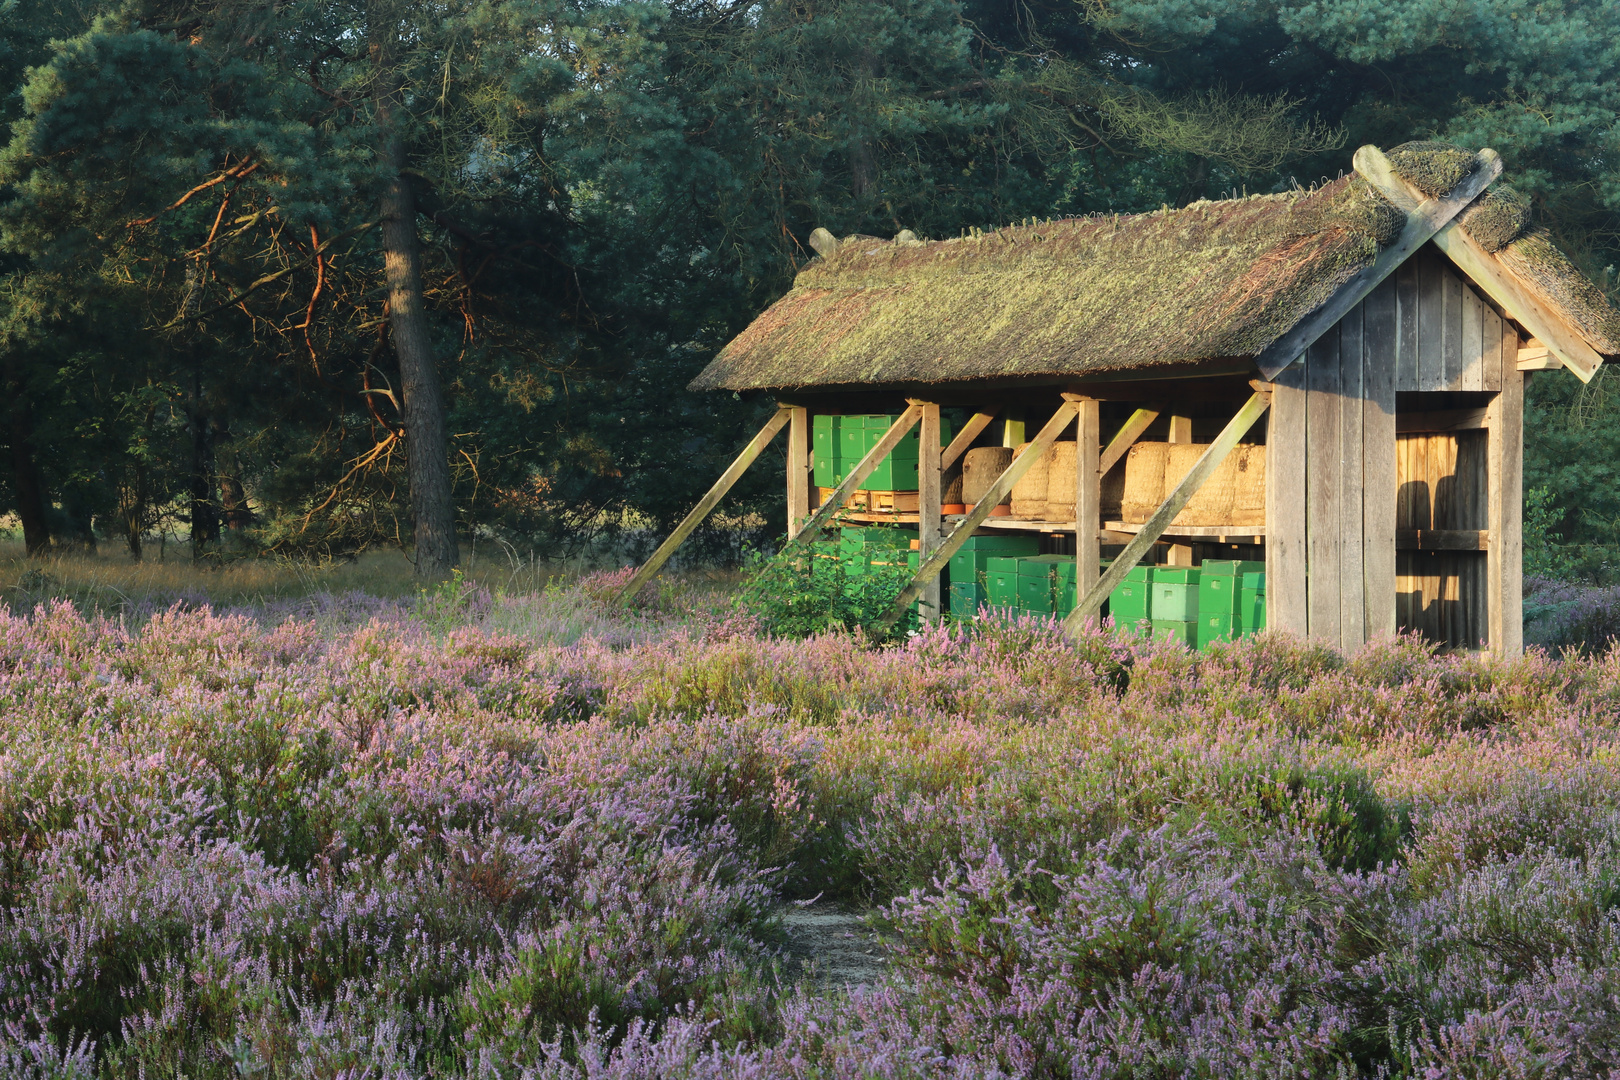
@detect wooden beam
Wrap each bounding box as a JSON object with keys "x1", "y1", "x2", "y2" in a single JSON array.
[
  {"x1": 1070, "y1": 395, "x2": 1102, "y2": 600},
  {"x1": 1489, "y1": 330, "x2": 1525, "y2": 655},
  {"x1": 916, "y1": 401, "x2": 943, "y2": 623},
  {"x1": 1253, "y1": 146, "x2": 1502, "y2": 380},
  {"x1": 875, "y1": 402, "x2": 1079, "y2": 632},
  {"x1": 789, "y1": 405, "x2": 923, "y2": 546},
  {"x1": 786, "y1": 406, "x2": 811, "y2": 539},
  {"x1": 617, "y1": 408, "x2": 791, "y2": 605},
  {"x1": 1353, "y1": 146, "x2": 1602, "y2": 383},
  {"x1": 1098, "y1": 408, "x2": 1160, "y2": 476},
  {"x1": 1516, "y1": 345, "x2": 1561, "y2": 371},
  {"x1": 1396, "y1": 407, "x2": 1490, "y2": 433},
  {"x1": 1165, "y1": 413, "x2": 1195, "y2": 567},
  {"x1": 1063, "y1": 391, "x2": 1273, "y2": 633},
  {"x1": 941, "y1": 409, "x2": 1000, "y2": 472},
  {"x1": 1397, "y1": 529, "x2": 1489, "y2": 551}
]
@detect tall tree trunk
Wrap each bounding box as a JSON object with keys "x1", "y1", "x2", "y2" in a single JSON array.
[
  {"x1": 189, "y1": 369, "x2": 219, "y2": 560},
  {"x1": 120, "y1": 463, "x2": 146, "y2": 560},
  {"x1": 371, "y1": 54, "x2": 459, "y2": 578},
  {"x1": 7, "y1": 398, "x2": 50, "y2": 556}
]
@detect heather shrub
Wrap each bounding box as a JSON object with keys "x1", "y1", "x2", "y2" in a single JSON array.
[{"x1": 10, "y1": 587, "x2": 1620, "y2": 1075}]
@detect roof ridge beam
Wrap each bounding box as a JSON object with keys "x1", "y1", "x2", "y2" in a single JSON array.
[
  {"x1": 1354, "y1": 146, "x2": 1603, "y2": 383},
  {"x1": 1252, "y1": 145, "x2": 1502, "y2": 380}
]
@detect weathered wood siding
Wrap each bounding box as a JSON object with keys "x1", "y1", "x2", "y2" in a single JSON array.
[{"x1": 1268, "y1": 244, "x2": 1522, "y2": 653}]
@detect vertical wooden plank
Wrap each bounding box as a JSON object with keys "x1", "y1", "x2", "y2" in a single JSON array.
[
  {"x1": 1339, "y1": 305, "x2": 1366, "y2": 650},
  {"x1": 1363, "y1": 279, "x2": 1399, "y2": 640},
  {"x1": 1461, "y1": 285, "x2": 1485, "y2": 392},
  {"x1": 1166, "y1": 414, "x2": 1194, "y2": 566},
  {"x1": 1483, "y1": 306, "x2": 1504, "y2": 392},
  {"x1": 1075, "y1": 397, "x2": 1101, "y2": 609},
  {"x1": 1307, "y1": 327, "x2": 1342, "y2": 643},
  {"x1": 1488, "y1": 327, "x2": 1524, "y2": 656},
  {"x1": 787, "y1": 406, "x2": 811, "y2": 539},
  {"x1": 1417, "y1": 250, "x2": 1444, "y2": 392},
  {"x1": 1442, "y1": 260, "x2": 1464, "y2": 389},
  {"x1": 1396, "y1": 257, "x2": 1420, "y2": 393},
  {"x1": 1267, "y1": 360, "x2": 1309, "y2": 636},
  {"x1": 918, "y1": 403, "x2": 942, "y2": 623}
]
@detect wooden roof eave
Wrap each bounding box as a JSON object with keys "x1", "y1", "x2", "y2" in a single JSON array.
[
  {"x1": 1354, "y1": 145, "x2": 1604, "y2": 383},
  {"x1": 1252, "y1": 146, "x2": 1504, "y2": 380}
]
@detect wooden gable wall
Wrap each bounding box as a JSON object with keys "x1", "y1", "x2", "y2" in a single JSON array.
[{"x1": 1266, "y1": 246, "x2": 1525, "y2": 654}]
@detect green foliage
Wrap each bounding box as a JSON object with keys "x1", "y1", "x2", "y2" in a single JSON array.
[
  {"x1": 2, "y1": 0, "x2": 1620, "y2": 574},
  {"x1": 734, "y1": 540, "x2": 918, "y2": 641}
]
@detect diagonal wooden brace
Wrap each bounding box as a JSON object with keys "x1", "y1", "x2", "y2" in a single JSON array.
[
  {"x1": 875, "y1": 401, "x2": 1080, "y2": 632},
  {"x1": 1253, "y1": 147, "x2": 1502, "y2": 380},
  {"x1": 1353, "y1": 145, "x2": 1603, "y2": 383},
  {"x1": 1099, "y1": 407, "x2": 1161, "y2": 477},
  {"x1": 1061, "y1": 390, "x2": 1272, "y2": 635},
  {"x1": 616, "y1": 407, "x2": 791, "y2": 605},
  {"x1": 786, "y1": 404, "x2": 924, "y2": 548}
]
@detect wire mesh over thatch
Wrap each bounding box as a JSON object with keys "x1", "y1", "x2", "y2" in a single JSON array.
[{"x1": 691, "y1": 144, "x2": 1620, "y2": 393}]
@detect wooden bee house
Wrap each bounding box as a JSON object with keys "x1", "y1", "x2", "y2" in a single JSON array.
[{"x1": 628, "y1": 142, "x2": 1620, "y2": 656}]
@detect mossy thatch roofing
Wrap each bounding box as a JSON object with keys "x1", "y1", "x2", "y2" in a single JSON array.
[{"x1": 692, "y1": 144, "x2": 1620, "y2": 392}]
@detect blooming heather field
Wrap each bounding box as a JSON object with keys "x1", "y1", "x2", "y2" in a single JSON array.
[{"x1": 5, "y1": 574, "x2": 1620, "y2": 1078}]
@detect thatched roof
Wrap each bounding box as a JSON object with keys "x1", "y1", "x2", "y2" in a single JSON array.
[{"x1": 691, "y1": 144, "x2": 1620, "y2": 393}]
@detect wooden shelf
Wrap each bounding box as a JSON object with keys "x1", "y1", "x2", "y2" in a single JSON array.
[
  {"x1": 811, "y1": 510, "x2": 1267, "y2": 543},
  {"x1": 1105, "y1": 521, "x2": 1266, "y2": 541}
]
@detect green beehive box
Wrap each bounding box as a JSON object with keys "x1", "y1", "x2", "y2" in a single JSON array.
[
  {"x1": 1201, "y1": 560, "x2": 1266, "y2": 578},
  {"x1": 1198, "y1": 612, "x2": 1234, "y2": 649},
  {"x1": 1240, "y1": 591, "x2": 1266, "y2": 632},
  {"x1": 950, "y1": 582, "x2": 984, "y2": 618},
  {"x1": 1151, "y1": 619, "x2": 1197, "y2": 647},
  {"x1": 1198, "y1": 573, "x2": 1244, "y2": 616},
  {"x1": 959, "y1": 533, "x2": 1041, "y2": 554},
  {"x1": 1153, "y1": 567, "x2": 1201, "y2": 585},
  {"x1": 1241, "y1": 572, "x2": 1266, "y2": 592},
  {"x1": 1110, "y1": 580, "x2": 1153, "y2": 626},
  {"x1": 985, "y1": 557, "x2": 1021, "y2": 606},
  {"x1": 1055, "y1": 580, "x2": 1078, "y2": 617},
  {"x1": 1152, "y1": 581, "x2": 1199, "y2": 621},
  {"x1": 865, "y1": 456, "x2": 920, "y2": 491},
  {"x1": 1124, "y1": 564, "x2": 1155, "y2": 583},
  {"x1": 1016, "y1": 573, "x2": 1054, "y2": 612},
  {"x1": 812, "y1": 415, "x2": 836, "y2": 487}
]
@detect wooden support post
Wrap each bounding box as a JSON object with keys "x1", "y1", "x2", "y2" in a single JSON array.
[
  {"x1": 1355, "y1": 146, "x2": 1603, "y2": 383},
  {"x1": 876, "y1": 402, "x2": 1080, "y2": 632},
  {"x1": 1267, "y1": 364, "x2": 1309, "y2": 636},
  {"x1": 942, "y1": 409, "x2": 1000, "y2": 471},
  {"x1": 617, "y1": 407, "x2": 791, "y2": 605},
  {"x1": 786, "y1": 405, "x2": 923, "y2": 548},
  {"x1": 1254, "y1": 147, "x2": 1502, "y2": 380},
  {"x1": 915, "y1": 400, "x2": 943, "y2": 623},
  {"x1": 786, "y1": 406, "x2": 811, "y2": 539},
  {"x1": 1070, "y1": 395, "x2": 1101, "y2": 598},
  {"x1": 1063, "y1": 391, "x2": 1272, "y2": 633},
  {"x1": 1099, "y1": 409, "x2": 1160, "y2": 476},
  {"x1": 1488, "y1": 332, "x2": 1525, "y2": 656},
  {"x1": 1166, "y1": 414, "x2": 1195, "y2": 566}
]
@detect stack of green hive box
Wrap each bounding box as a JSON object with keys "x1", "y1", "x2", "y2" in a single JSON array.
[
  {"x1": 1016, "y1": 554, "x2": 1079, "y2": 616},
  {"x1": 947, "y1": 535, "x2": 1039, "y2": 617},
  {"x1": 1149, "y1": 567, "x2": 1201, "y2": 646},
  {"x1": 1107, "y1": 562, "x2": 1268, "y2": 650},
  {"x1": 1107, "y1": 566, "x2": 1155, "y2": 631},
  {"x1": 1196, "y1": 560, "x2": 1267, "y2": 646},
  {"x1": 812, "y1": 415, "x2": 954, "y2": 490}
]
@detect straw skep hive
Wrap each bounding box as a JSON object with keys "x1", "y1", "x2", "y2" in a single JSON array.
[
  {"x1": 1121, "y1": 443, "x2": 1266, "y2": 528},
  {"x1": 962, "y1": 447, "x2": 1013, "y2": 506},
  {"x1": 1010, "y1": 442, "x2": 1051, "y2": 519}
]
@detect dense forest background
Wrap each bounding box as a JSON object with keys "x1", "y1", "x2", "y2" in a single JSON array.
[{"x1": 2, "y1": 0, "x2": 1618, "y2": 576}]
